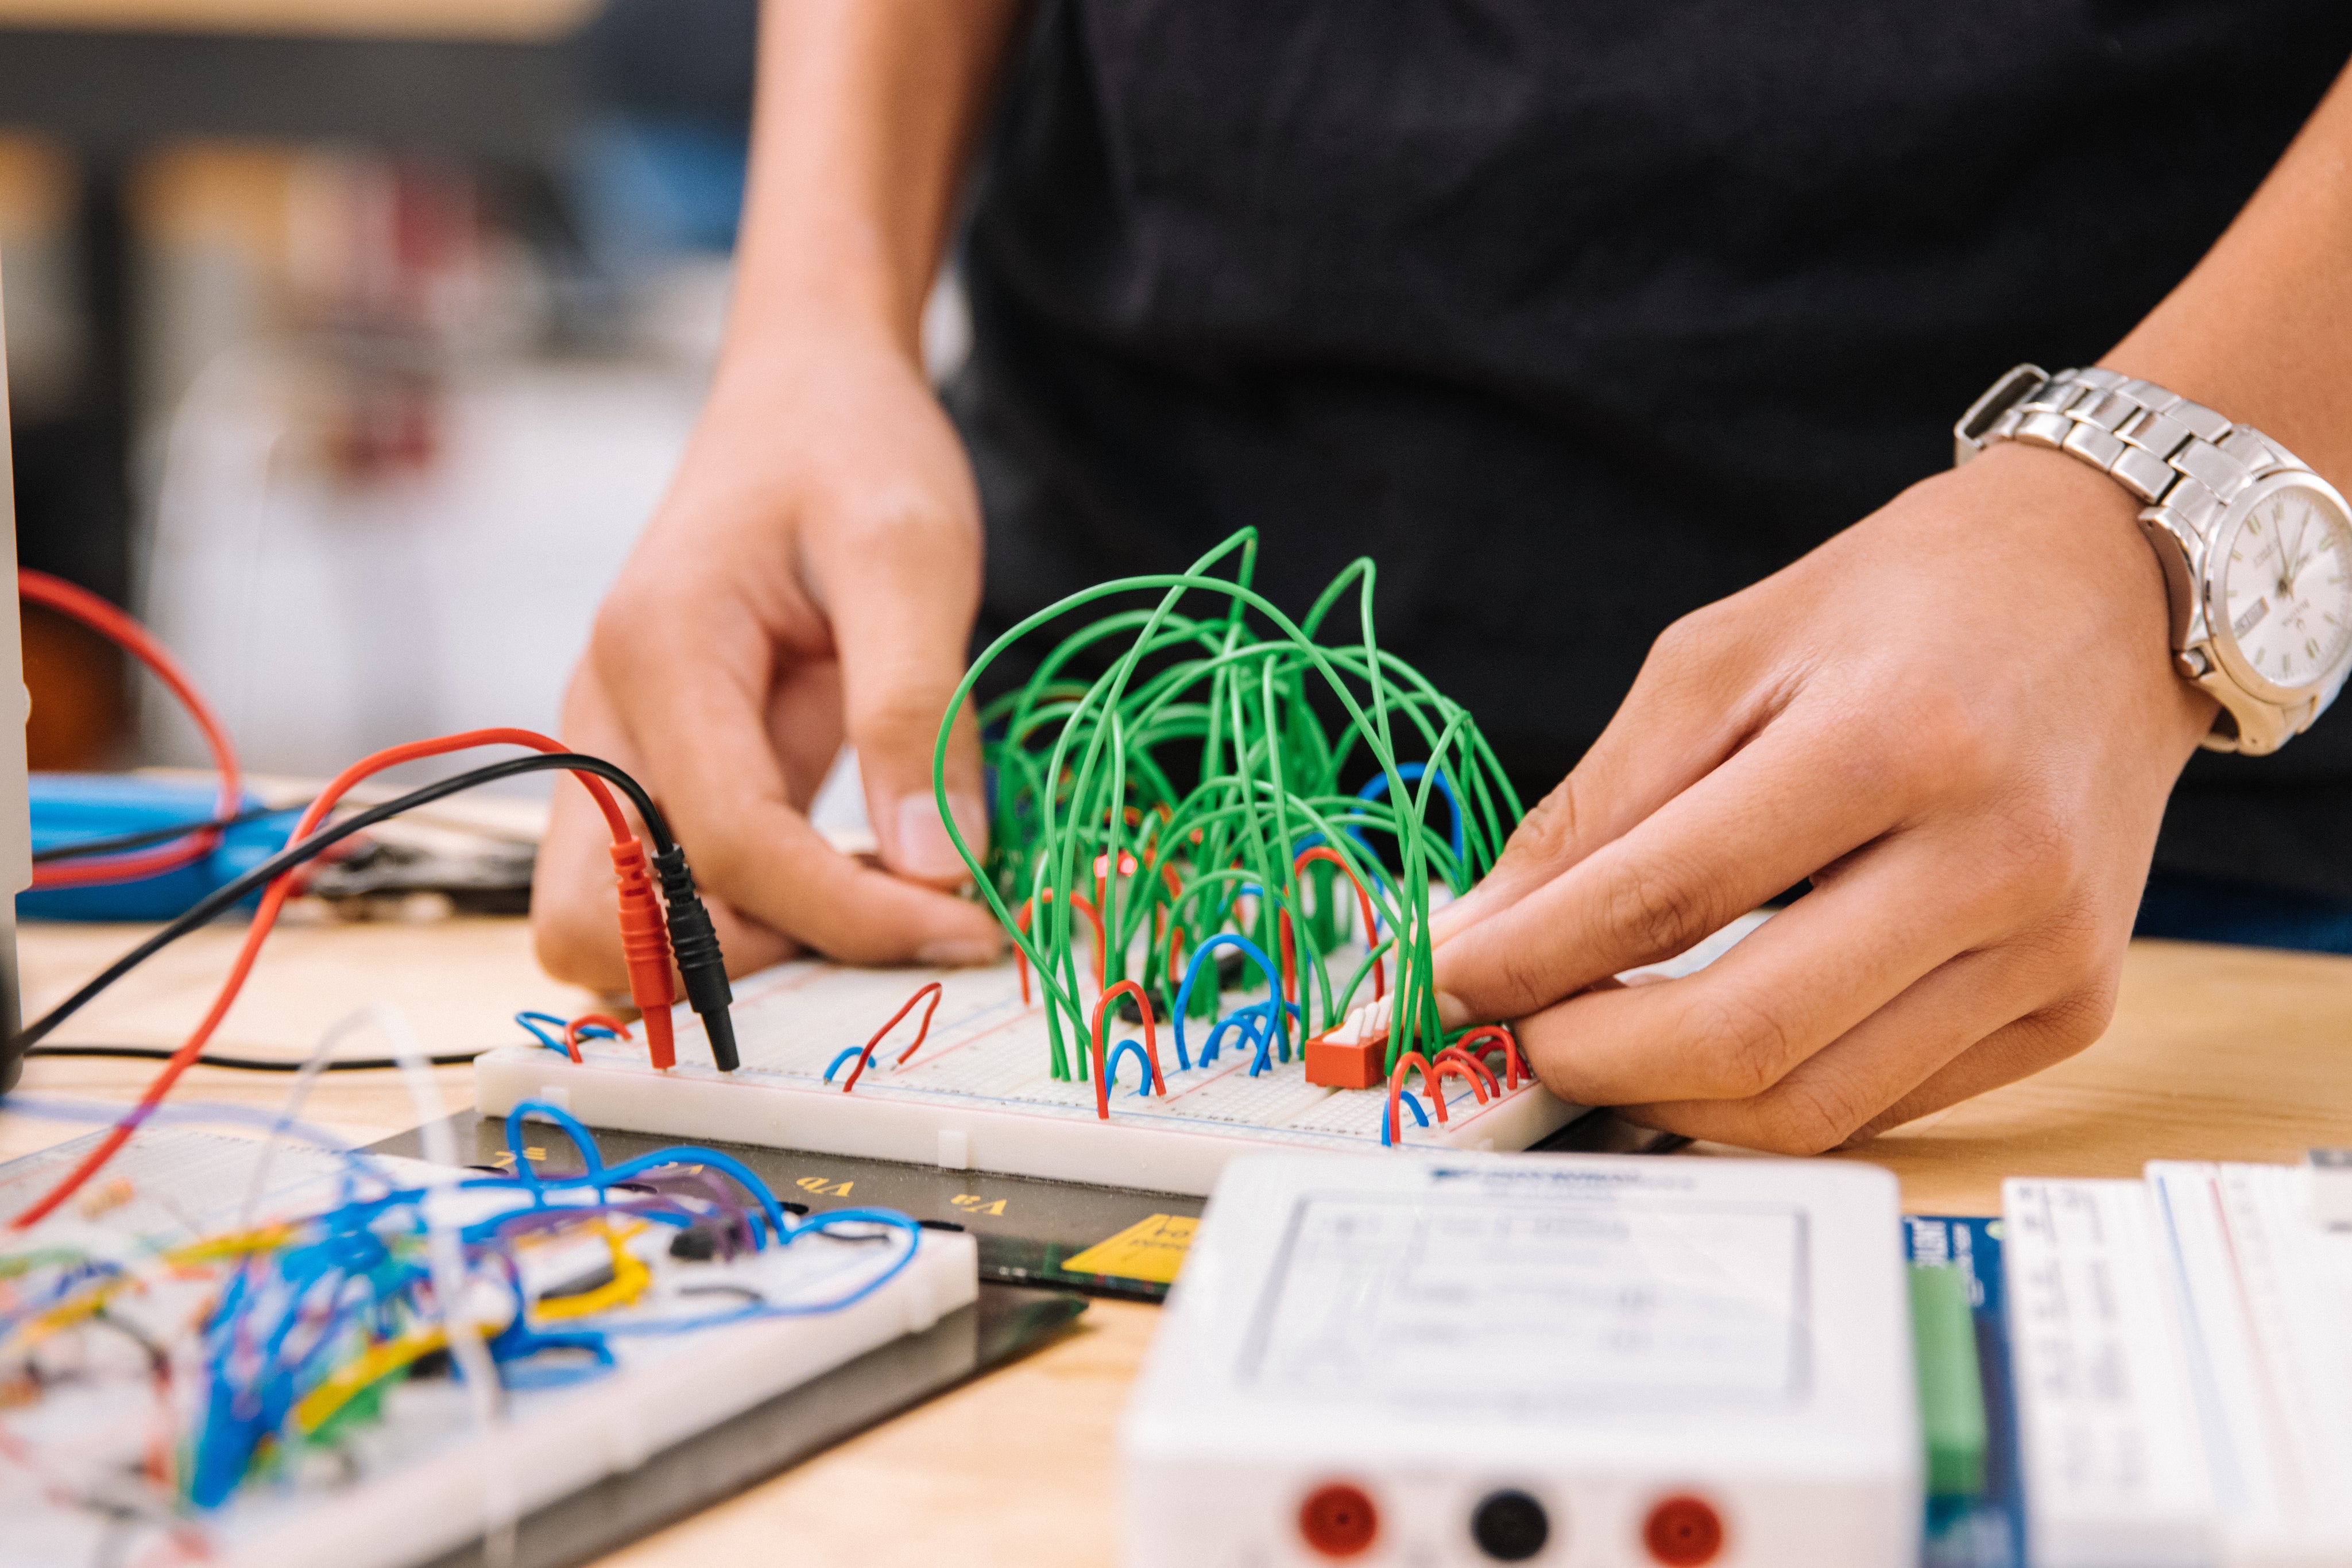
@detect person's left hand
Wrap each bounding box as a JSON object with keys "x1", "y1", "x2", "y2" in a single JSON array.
[{"x1": 1426, "y1": 440, "x2": 2217, "y2": 1153}]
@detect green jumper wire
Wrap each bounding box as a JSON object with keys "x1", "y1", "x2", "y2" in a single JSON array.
[{"x1": 931, "y1": 530, "x2": 1524, "y2": 1083}]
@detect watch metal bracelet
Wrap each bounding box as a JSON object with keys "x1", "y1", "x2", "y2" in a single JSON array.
[
  {"x1": 1955, "y1": 363, "x2": 2333, "y2": 750},
  {"x1": 1955, "y1": 364, "x2": 2297, "y2": 558}
]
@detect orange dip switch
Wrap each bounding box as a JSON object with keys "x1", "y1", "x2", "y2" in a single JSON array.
[{"x1": 1303, "y1": 1015, "x2": 1387, "y2": 1090}]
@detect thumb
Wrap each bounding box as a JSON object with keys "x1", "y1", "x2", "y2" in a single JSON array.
[
  {"x1": 1431, "y1": 614, "x2": 1753, "y2": 948},
  {"x1": 860, "y1": 688, "x2": 991, "y2": 890},
  {"x1": 808, "y1": 509, "x2": 991, "y2": 889}
]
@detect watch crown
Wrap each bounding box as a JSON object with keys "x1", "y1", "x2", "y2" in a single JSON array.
[{"x1": 2176, "y1": 648, "x2": 2211, "y2": 679}]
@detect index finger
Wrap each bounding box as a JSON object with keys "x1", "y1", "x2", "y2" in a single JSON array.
[
  {"x1": 800, "y1": 501, "x2": 991, "y2": 889},
  {"x1": 592, "y1": 571, "x2": 1003, "y2": 967},
  {"x1": 1430, "y1": 708, "x2": 1907, "y2": 1024},
  {"x1": 1501, "y1": 835, "x2": 2001, "y2": 1110},
  {"x1": 1429, "y1": 606, "x2": 1785, "y2": 947}
]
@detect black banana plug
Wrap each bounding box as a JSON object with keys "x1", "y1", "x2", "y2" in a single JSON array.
[{"x1": 651, "y1": 846, "x2": 739, "y2": 1072}]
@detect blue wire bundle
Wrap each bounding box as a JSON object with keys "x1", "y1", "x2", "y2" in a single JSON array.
[{"x1": 168, "y1": 1104, "x2": 924, "y2": 1508}]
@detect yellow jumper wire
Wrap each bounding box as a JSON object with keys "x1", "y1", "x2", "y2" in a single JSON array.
[
  {"x1": 293, "y1": 1326, "x2": 447, "y2": 1436},
  {"x1": 531, "y1": 1224, "x2": 652, "y2": 1321}
]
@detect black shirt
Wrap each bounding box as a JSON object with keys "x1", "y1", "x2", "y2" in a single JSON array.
[{"x1": 948, "y1": 1, "x2": 2352, "y2": 898}]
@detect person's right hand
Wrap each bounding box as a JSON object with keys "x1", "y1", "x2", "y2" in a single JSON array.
[{"x1": 531, "y1": 325, "x2": 1004, "y2": 989}]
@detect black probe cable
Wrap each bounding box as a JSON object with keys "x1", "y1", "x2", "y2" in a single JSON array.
[
  {"x1": 30, "y1": 803, "x2": 303, "y2": 864},
  {"x1": 7, "y1": 751, "x2": 738, "y2": 1070},
  {"x1": 25, "y1": 1044, "x2": 493, "y2": 1070}
]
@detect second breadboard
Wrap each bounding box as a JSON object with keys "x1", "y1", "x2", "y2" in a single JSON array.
[{"x1": 2003, "y1": 1160, "x2": 2352, "y2": 1567}]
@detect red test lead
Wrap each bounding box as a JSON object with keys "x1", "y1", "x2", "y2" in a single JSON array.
[{"x1": 609, "y1": 840, "x2": 678, "y2": 1070}]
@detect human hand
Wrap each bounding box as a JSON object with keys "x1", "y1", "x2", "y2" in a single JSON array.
[
  {"x1": 1426, "y1": 442, "x2": 2216, "y2": 1153},
  {"x1": 532, "y1": 326, "x2": 1003, "y2": 986}
]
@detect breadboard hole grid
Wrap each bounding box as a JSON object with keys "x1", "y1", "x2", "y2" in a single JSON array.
[{"x1": 568, "y1": 957, "x2": 1550, "y2": 1151}]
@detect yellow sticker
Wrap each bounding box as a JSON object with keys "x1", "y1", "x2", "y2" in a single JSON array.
[{"x1": 1061, "y1": 1213, "x2": 1199, "y2": 1284}]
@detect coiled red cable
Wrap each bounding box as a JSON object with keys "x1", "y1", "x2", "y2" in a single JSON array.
[{"x1": 18, "y1": 570, "x2": 243, "y2": 889}]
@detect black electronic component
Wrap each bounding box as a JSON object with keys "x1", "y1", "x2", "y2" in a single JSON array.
[
  {"x1": 1114, "y1": 990, "x2": 1172, "y2": 1026},
  {"x1": 1111, "y1": 951, "x2": 1241, "y2": 1024},
  {"x1": 1470, "y1": 1490, "x2": 1550, "y2": 1562},
  {"x1": 537, "y1": 1259, "x2": 620, "y2": 1300},
  {"x1": 667, "y1": 1228, "x2": 719, "y2": 1261}
]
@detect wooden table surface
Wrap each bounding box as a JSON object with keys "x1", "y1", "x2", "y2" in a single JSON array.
[{"x1": 8, "y1": 917, "x2": 2350, "y2": 1567}]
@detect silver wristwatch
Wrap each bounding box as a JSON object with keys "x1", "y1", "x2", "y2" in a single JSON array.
[{"x1": 1956, "y1": 364, "x2": 2352, "y2": 754}]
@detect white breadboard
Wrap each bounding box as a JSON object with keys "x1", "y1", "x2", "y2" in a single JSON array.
[
  {"x1": 1121, "y1": 1151, "x2": 1918, "y2": 1567},
  {"x1": 476, "y1": 915, "x2": 1771, "y2": 1197},
  {"x1": 2003, "y1": 1162, "x2": 2352, "y2": 1568},
  {"x1": 0, "y1": 1129, "x2": 977, "y2": 1568}
]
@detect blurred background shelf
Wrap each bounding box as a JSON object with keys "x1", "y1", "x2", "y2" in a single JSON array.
[
  {"x1": 0, "y1": 1, "x2": 597, "y2": 38},
  {"x1": 0, "y1": 0, "x2": 804, "y2": 788}
]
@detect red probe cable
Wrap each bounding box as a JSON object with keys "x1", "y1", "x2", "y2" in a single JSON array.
[
  {"x1": 17, "y1": 570, "x2": 243, "y2": 889},
  {"x1": 10, "y1": 727, "x2": 674, "y2": 1230}
]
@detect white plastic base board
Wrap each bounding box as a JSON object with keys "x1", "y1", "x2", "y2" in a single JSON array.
[{"x1": 475, "y1": 958, "x2": 1583, "y2": 1197}]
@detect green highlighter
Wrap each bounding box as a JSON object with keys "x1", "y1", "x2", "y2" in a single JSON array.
[{"x1": 1908, "y1": 1261, "x2": 1989, "y2": 1497}]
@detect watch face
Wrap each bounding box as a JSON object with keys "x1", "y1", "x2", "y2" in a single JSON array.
[{"x1": 2215, "y1": 481, "x2": 2352, "y2": 695}]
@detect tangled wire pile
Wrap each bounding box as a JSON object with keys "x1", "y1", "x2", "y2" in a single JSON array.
[
  {"x1": 936, "y1": 531, "x2": 1523, "y2": 1085},
  {"x1": 0, "y1": 1103, "x2": 919, "y2": 1524}
]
